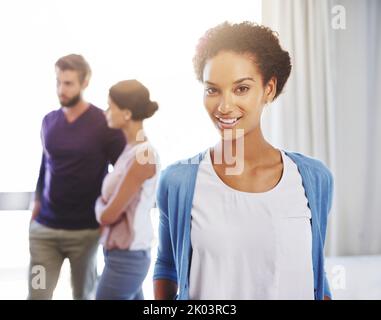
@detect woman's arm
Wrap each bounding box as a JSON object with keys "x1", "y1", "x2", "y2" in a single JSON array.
[
  {"x1": 96, "y1": 152, "x2": 156, "y2": 226},
  {"x1": 154, "y1": 279, "x2": 178, "y2": 300},
  {"x1": 153, "y1": 167, "x2": 179, "y2": 299}
]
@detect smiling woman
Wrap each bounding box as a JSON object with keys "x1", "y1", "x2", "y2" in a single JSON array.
[
  {"x1": 0, "y1": 0, "x2": 262, "y2": 300},
  {"x1": 153, "y1": 21, "x2": 333, "y2": 301}
]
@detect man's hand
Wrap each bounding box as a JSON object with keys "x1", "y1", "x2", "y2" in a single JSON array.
[{"x1": 30, "y1": 200, "x2": 41, "y2": 222}]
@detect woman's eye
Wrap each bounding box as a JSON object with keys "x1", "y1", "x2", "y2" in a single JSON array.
[
  {"x1": 235, "y1": 86, "x2": 249, "y2": 94},
  {"x1": 205, "y1": 87, "x2": 218, "y2": 95}
]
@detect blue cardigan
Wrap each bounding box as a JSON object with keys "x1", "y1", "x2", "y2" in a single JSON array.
[{"x1": 153, "y1": 150, "x2": 333, "y2": 300}]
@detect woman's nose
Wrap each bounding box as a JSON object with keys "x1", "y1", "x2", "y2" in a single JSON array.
[{"x1": 217, "y1": 99, "x2": 235, "y2": 114}]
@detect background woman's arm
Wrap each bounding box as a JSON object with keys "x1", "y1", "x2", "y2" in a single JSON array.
[{"x1": 96, "y1": 153, "x2": 156, "y2": 226}]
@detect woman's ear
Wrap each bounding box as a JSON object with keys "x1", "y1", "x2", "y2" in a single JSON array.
[
  {"x1": 265, "y1": 76, "x2": 277, "y2": 103},
  {"x1": 124, "y1": 109, "x2": 132, "y2": 121}
]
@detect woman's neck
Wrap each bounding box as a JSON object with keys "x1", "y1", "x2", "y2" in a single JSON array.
[
  {"x1": 123, "y1": 121, "x2": 146, "y2": 146},
  {"x1": 213, "y1": 125, "x2": 278, "y2": 168}
]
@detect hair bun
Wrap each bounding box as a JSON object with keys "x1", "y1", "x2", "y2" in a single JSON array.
[
  {"x1": 146, "y1": 101, "x2": 159, "y2": 118},
  {"x1": 109, "y1": 79, "x2": 158, "y2": 120}
]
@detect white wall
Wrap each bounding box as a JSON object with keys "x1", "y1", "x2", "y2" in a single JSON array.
[{"x1": 0, "y1": 0, "x2": 261, "y2": 192}]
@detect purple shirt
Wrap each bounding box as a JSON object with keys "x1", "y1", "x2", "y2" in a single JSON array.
[{"x1": 35, "y1": 104, "x2": 126, "y2": 230}]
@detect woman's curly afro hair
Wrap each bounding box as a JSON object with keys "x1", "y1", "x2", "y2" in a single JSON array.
[{"x1": 193, "y1": 21, "x2": 292, "y2": 100}]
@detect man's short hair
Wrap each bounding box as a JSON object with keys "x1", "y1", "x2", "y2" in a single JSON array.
[{"x1": 55, "y1": 54, "x2": 91, "y2": 84}]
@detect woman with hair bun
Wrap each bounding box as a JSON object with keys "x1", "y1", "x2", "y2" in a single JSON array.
[{"x1": 95, "y1": 79, "x2": 160, "y2": 300}]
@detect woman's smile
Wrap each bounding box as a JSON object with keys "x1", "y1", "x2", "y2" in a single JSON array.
[{"x1": 214, "y1": 114, "x2": 243, "y2": 129}]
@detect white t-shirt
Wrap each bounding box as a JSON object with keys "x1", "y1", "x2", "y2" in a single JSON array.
[{"x1": 189, "y1": 149, "x2": 314, "y2": 300}]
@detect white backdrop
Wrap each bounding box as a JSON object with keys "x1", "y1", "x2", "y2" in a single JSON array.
[{"x1": 0, "y1": 0, "x2": 261, "y2": 192}]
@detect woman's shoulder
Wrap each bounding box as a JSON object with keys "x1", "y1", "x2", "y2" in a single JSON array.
[
  {"x1": 158, "y1": 150, "x2": 206, "y2": 189},
  {"x1": 284, "y1": 150, "x2": 333, "y2": 183},
  {"x1": 134, "y1": 141, "x2": 160, "y2": 162}
]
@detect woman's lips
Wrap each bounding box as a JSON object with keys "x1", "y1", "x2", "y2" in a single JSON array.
[{"x1": 215, "y1": 115, "x2": 242, "y2": 129}]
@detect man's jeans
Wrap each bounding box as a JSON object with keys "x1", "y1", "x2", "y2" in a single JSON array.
[{"x1": 28, "y1": 220, "x2": 100, "y2": 300}]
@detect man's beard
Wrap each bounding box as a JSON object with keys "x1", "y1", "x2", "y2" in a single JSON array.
[{"x1": 60, "y1": 93, "x2": 81, "y2": 108}]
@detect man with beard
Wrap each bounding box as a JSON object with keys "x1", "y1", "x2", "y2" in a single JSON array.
[{"x1": 28, "y1": 54, "x2": 126, "y2": 300}]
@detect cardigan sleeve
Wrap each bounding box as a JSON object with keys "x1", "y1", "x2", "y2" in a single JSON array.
[
  {"x1": 324, "y1": 271, "x2": 332, "y2": 299},
  {"x1": 323, "y1": 167, "x2": 334, "y2": 299},
  {"x1": 153, "y1": 168, "x2": 178, "y2": 283}
]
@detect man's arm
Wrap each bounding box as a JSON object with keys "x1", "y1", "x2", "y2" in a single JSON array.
[
  {"x1": 31, "y1": 152, "x2": 45, "y2": 221},
  {"x1": 104, "y1": 127, "x2": 126, "y2": 165}
]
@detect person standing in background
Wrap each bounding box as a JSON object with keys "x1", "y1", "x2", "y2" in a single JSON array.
[
  {"x1": 28, "y1": 54, "x2": 126, "y2": 300},
  {"x1": 95, "y1": 79, "x2": 159, "y2": 300}
]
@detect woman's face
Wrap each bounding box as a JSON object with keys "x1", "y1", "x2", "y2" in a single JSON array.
[
  {"x1": 202, "y1": 51, "x2": 276, "y2": 140},
  {"x1": 105, "y1": 97, "x2": 130, "y2": 129}
]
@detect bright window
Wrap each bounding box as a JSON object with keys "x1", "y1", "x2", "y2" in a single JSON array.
[
  {"x1": 0, "y1": 0, "x2": 261, "y2": 299},
  {"x1": 0, "y1": 0, "x2": 261, "y2": 192}
]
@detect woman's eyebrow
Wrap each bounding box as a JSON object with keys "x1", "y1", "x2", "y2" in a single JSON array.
[
  {"x1": 233, "y1": 77, "x2": 255, "y2": 84},
  {"x1": 204, "y1": 77, "x2": 255, "y2": 86},
  {"x1": 204, "y1": 80, "x2": 217, "y2": 86}
]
